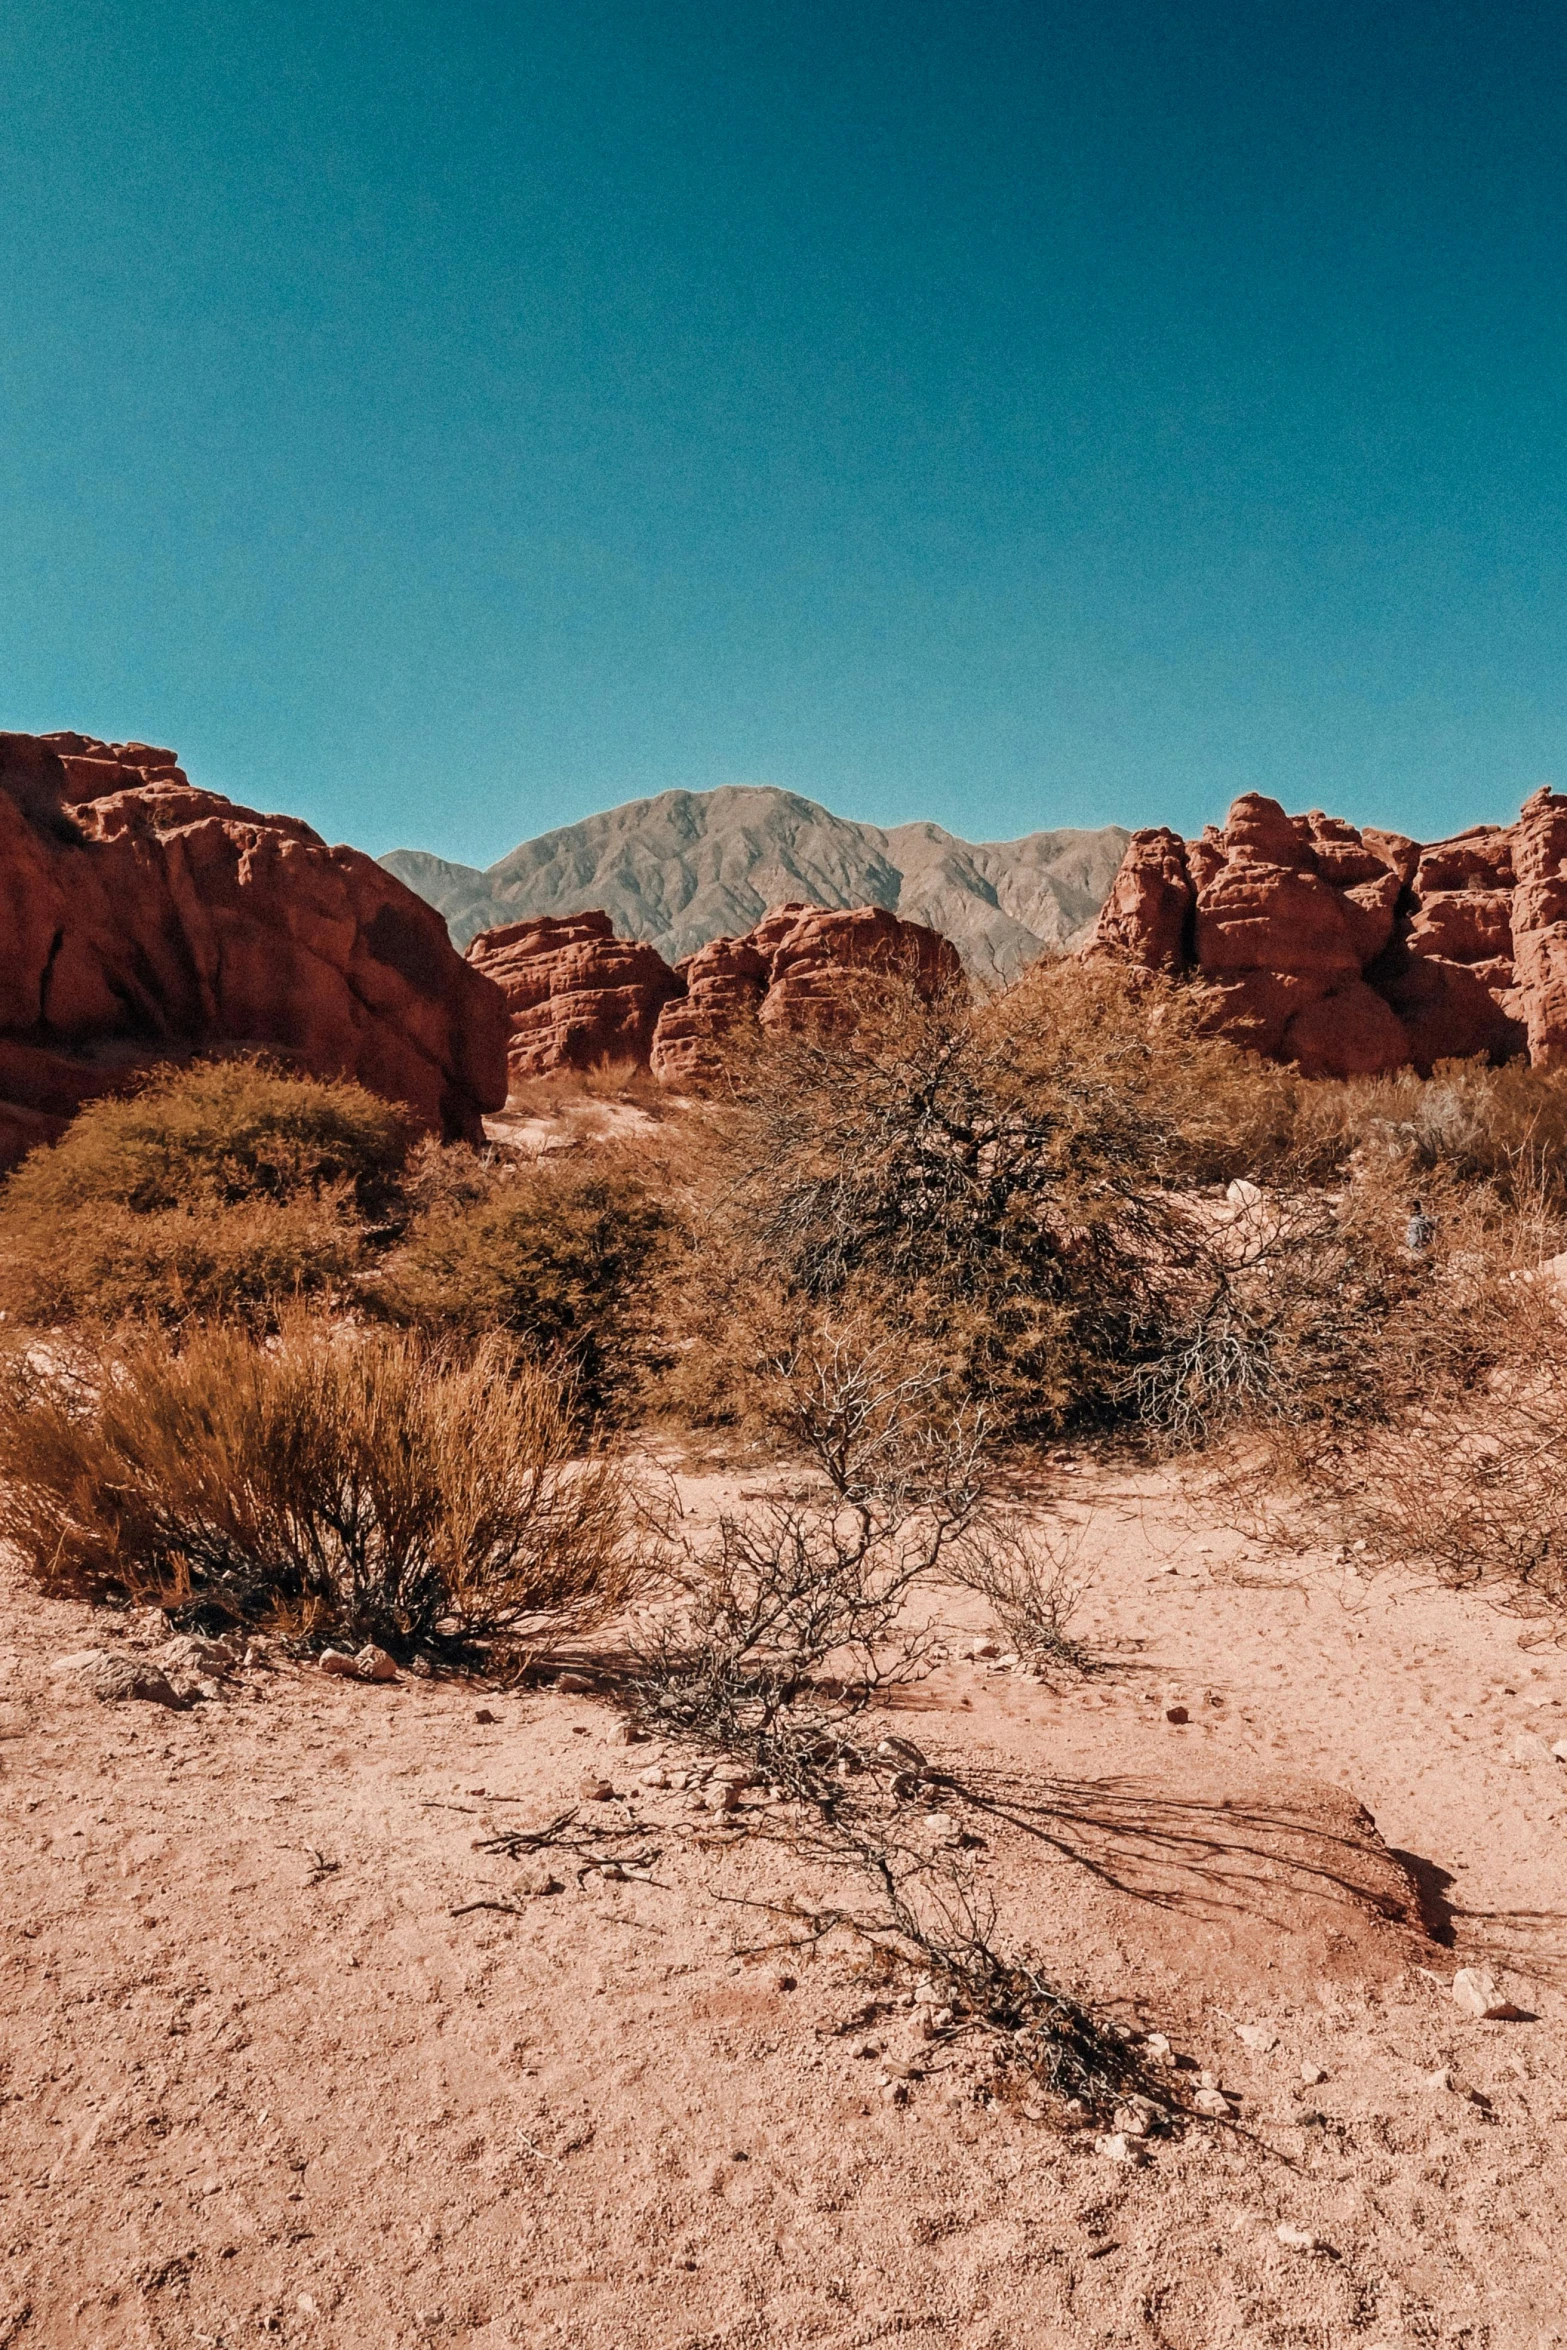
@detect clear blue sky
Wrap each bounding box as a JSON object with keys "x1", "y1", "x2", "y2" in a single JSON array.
[{"x1": 3, "y1": 1, "x2": 1565, "y2": 866}]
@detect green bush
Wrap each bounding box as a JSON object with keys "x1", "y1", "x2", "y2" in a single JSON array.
[
  {"x1": 378, "y1": 1159, "x2": 669, "y2": 1421},
  {"x1": 0, "y1": 1316, "x2": 642, "y2": 1652},
  {"x1": 0, "y1": 1058, "x2": 409, "y2": 1327}
]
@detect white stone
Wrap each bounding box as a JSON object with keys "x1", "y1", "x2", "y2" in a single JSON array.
[
  {"x1": 1236, "y1": 2024, "x2": 1278, "y2": 2053},
  {"x1": 1094, "y1": 2132, "x2": 1145, "y2": 2164},
  {"x1": 1300, "y1": 2061, "x2": 1327, "y2": 2086},
  {"x1": 1192, "y1": 2088, "x2": 1230, "y2": 2118},
  {"x1": 1275, "y1": 2223, "x2": 1319, "y2": 2252},
  {"x1": 318, "y1": 1649, "x2": 358, "y2": 1677},
  {"x1": 354, "y1": 1645, "x2": 399, "y2": 1683},
  {"x1": 1452, "y1": 1966, "x2": 1524, "y2": 2020}
]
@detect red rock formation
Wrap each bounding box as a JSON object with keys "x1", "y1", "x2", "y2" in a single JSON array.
[
  {"x1": 647, "y1": 936, "x2": 769, "y2": 1084},
  {"x1": 1088, "y1": 791, "x2": 1533, "y2": 1077},
  {"x1": 758, "y1": 904, "x2": 964, "y2": 1035},
  {"x1": 646, "y1": 901, "x2": 963, "y2": 1082},
  {"x1": 465, "y1": 912, "x2": 685, "y2": 1084},
  {"x1": 1069, "y1": 827, "x2": 1193, "y2": 972},
  {"x1": 0, "y1": 730, "x2": 509, "y2": 1166},
  {"x1": 1509, "y1": 788, "x2": 1567, "y2": 1067}
]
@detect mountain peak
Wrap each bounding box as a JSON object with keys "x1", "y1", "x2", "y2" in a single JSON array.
[{"x1": 382, "y1": 784, "x2": 1129, "y2": 978}]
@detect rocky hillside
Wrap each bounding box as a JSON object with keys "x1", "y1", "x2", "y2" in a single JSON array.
[{"x1": 382, "y1": 785, "x2": 1129, "y2": 979}]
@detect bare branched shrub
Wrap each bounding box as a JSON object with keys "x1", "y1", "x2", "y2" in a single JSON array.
[
  {"x1": 0, "y1": 1316, "x2": 642, "y2": 1653},
  {"x1": 948, "y1": 1512, "x2": 1097, "y2": 1675},
  {"x1": 737, "y1": 1812, "x2": 1167, "y2": 2118},
  {"x1": 632, "y1": 1335, "x2": 990, "y2": 1740},
  {"x1": 1123, "y1": 1180, "x2": 1430, "y2": 1453}
]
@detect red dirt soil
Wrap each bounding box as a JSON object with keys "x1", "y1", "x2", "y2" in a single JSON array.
[{"x1": 3, "y1": 1467, "x2": 1565, "y2": 2348}]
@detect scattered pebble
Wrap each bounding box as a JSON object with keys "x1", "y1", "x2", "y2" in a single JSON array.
[
  {"x1": 1192, "y1": 2088, "x2": 1230, "y2": 2118},
  {"x1": 474, "y1": 1707, "x2": 499, "y2": 1725},
  {"x1": 1164, "y1": 1705, "x2": 1189, "y2": 1725},
  {"x1": 1235, "y1": 2024, "x2": 1278, "y2": 2053},
  {"x1": 1275, "y1": 2223, "x2": 1320, "y2": 2253},
  {"x1": 318, "y1": 1650, "x2": 359, "y2": 1679},
  {"x1": 1094, "y1": 2132, "x2": 1146, "y2": 2165},
  {"x1": 1423, "y1": 2066, "x2": 1454, "y2": 2092},
  {"x1": 1300, "y1": 2061, "x2": 1327, "y2": 2086},
  {"x1": 555, "y1": 1671, "x2": 593, "y2": 1695},
  {"x1": 354, "y1": 1645, "x2": 399, "y2": 1683},
  {"x1": 578, "y1": 1777, "x2": 615, "y2": 1803},
  {"x1": 1143, "y1": 2033, "x2": 1172, "y2": 2062}
]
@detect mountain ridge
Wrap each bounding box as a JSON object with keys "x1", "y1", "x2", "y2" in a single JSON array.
[{"x1": 381, "y1": 784, "x2": 1130, "y2": 979}]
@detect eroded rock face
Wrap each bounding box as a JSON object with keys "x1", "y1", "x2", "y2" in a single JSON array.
[
  {"x1": 0, "y1": 731, "x2": 509, "y2": 1166},
  {"x1": 649, "y1": 901, "x2": 964, "y2": 1083},
  {"x1": 465, "y1": 912, "x2": 686, "y2": 1084},
  {"x1": 1088, "y1": 793, "x2": 1536, "y2": 1077},
  {"x1": 648, "y1": 936, "x2": 770, "y2": 1085},
  {"x1": 470, "y1": 898, "x2": 965, "y2": 1088}
]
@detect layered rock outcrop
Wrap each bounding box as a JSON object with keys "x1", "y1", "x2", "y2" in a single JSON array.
[
  {"x1": 1086, "y1": 790, "x2": 1561, "y2": 1076},
  {"x1": 464, "y1": 912, "x2": 686, "y2": 1085},
  {"x1": 650, "y1": 902, "x2": 964, "y2": 1083},
  {"x1": 464, "y1": 899, "x2": 964, "y2": 1087},
  {"x1": 0, "y1": 730, "x2": 509, "y2": 1166}
]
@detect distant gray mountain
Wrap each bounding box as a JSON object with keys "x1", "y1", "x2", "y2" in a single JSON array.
[{"x1": 382, "y1": 785, "x2": 1130, "y2": 981}]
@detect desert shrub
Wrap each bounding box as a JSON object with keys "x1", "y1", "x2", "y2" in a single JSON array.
[
  {"x1": 1199, "y1": 1198, "x2": 1567, "y2": 1611},
  {"x1": 3, "y1": 1057, "x2": 408, "y2": 1217},
  {"x1": 1253, "y1": 1058, "x2": 1567, "y2": 1199},
  {"x1": 631, "y1": 1331, "x2": 992, "y2": 1741},
  {"x1": 0, "y1": 1195, "x2": 367, "y2": 1330},
  {"x1": 0, "y1": 1059, "x2": 410, "y2": 1328},
  {"x1": 377, "y1": 1157, "x2": 670, "y2": 1421},
  {"x1": 651, "y1": 960, "x2": 1352, "y2": 1444},
  {"x1": 0, "y1": 1316, "x2": 641, "y2": 1651},
  {"x1": 947, "y1": 1513, "x2": 1098, "y2": 1674}
]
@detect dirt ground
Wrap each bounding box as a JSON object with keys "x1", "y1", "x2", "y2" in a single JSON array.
[{"x1": 3, "y1": 1467, "x2": 1566, "y2": 2349}]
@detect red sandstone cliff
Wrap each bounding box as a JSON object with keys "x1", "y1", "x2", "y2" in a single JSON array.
[
  {"x1": 464, "y1": 912, "x2": 686, "y2": 1085},
  {"x1": 0, "y1": 731, "x2": 509, "y2": 1167},
  {"x1": 464, "y1": 899, "x2": 964, "y2": 1088},
  {"x1": 1086, "y1": 791, "x2": 1551, "y2": 1076}
]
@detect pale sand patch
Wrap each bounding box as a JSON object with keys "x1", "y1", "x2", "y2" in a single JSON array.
[{"x1": 1, "y1": 1464, "x2": 1563, "y2": 2347}]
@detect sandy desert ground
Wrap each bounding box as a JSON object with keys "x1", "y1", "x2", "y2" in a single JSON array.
[{"x1": 3, "y1": 1465, "x2": 1566, "y2": 2349}]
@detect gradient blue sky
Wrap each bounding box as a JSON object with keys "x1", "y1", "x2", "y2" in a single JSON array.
[{"x1": 3, "y1": 1, "x2": 1565, "y2": 865}]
